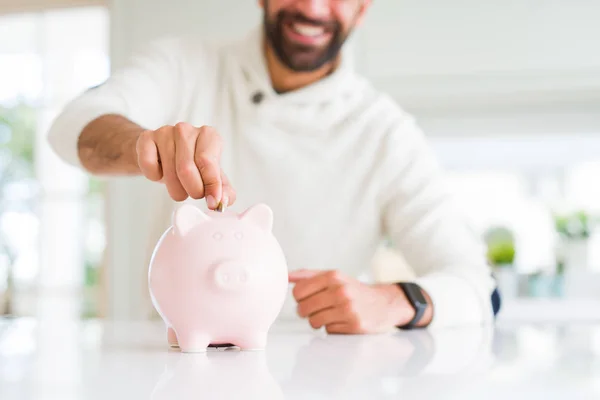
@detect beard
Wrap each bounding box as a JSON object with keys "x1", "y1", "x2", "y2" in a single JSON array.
[{"x1": 263, "y1": 6, "x2": 353, "y2": 72}]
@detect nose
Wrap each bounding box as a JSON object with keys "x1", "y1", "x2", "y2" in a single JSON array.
[
  {"x1": 296, "y1": 0, "x2": 330, "y2": 20},
  {"x1": 214, "y1": 262, "x2": 251, "y2": 290}
]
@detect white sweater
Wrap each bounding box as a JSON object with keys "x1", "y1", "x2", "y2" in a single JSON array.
[{"x1": 48, "y1": 27, "x2": 495, "y2": 328}]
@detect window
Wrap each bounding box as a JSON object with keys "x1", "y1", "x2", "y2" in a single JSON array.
[
  {"x1": 0, "y1": 6, "x2": 109, "y2": 317},
  {"x1": 430, "y1": 135, "x2": 600, "y2": 275}
]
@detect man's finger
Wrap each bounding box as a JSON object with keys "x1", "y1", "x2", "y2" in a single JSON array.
[
  {"x1": 324, "y1": 323, "x2": 352, "y2": 334},
  {"x1": 136, "y1": 131, "x2": 162, "y2": 181},
  {"x1": 174, "y1": 123, "x2": 204, "y2": 199},
  {"x1": 195, "y1": 126, "x2": 222, "y2": 209},
  {"x1": 297, "y1": 286, "x2": 345, "y2": 318},
  {"x1": 156, "y1": 134, "x2": 187, "y2": 202},
  {"x1": 292, "y1": 270, "x2": 345, "y2": 302},
  {"x1": 308, "y1": 306, "x2": 347, "y2": 330},
  {"x1": 288, "y1": 269, "x2": 321, "y2": 283},
  {"x1": 221, "y1": 169, "x2": 236, "y2": 206}
]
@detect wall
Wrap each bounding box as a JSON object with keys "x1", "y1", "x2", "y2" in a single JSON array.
[
  {"x1": 105, "y1": 0, "x2": 600, "y2": 319},
  {"x1": 109, "y1": 0, "x2": 259, "y2": 64},
  {"x1": 362, "y1": 1, "x2": 600, "y2": 113},
  {"x1": 0, "y1": 0, "x2": 105, "y2": 14}
]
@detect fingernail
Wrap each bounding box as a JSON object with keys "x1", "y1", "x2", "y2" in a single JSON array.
[
  {"x1": 221, "y1": 193, "x2": 229, "y2": 208},
  {"x1": 206, "y1": 195, "x2": 217, "y2": 209}
]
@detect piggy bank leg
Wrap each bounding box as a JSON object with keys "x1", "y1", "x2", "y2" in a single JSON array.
[
  {"x1": 235, "y1": 332, "x2": 268, "y2": 351},
  {"x1": 167, "y1": 326, "x2": 179, "y2": 348},
  {"x1": 176, "y1": 331, "x2": 211, "y2": 353}
]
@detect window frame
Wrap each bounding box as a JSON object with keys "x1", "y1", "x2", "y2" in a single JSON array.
[{"x1": 0, "y1": 0, "x2": 106, "y2": 16}]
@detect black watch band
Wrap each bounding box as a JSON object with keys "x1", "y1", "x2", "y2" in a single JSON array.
[{"x1": 396, "y1": 282, "x2": 428, "y2": 329}]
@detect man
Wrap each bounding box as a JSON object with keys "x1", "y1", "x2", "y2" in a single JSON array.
[{"x1": 48, "y1": 0, "x2": 498, "y2": 333}]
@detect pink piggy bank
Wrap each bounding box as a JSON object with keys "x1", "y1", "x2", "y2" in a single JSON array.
[{"x1": 148, "y1": 203, "x2": 288, "y2": 352}]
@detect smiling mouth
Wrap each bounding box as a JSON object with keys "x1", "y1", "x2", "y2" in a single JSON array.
[
  {"x1": 283, "y1": 20, "x2": 333, "y2": 47},
  {"x1": 290, "y1": 22, "x2": 326, "y2": 37}
]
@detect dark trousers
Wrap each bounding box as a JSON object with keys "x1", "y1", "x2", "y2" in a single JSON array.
[{"x1": 492, "y1": 287, "x2": 501, "y2": 317}]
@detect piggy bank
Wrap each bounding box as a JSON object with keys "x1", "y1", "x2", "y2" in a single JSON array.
[{"x1": 148, "y1": 203, "x2": 288, "y2": 352}]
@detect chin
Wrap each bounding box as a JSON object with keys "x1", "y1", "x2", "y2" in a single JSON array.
[{"x1": 282, "y1": 50, "x2": 332, "y2": 72}]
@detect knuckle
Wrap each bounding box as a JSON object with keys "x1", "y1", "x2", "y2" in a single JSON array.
[
  {"x1": 155, "y1": 125, "x2": 172, "y2": 136},
  {"x1": 139, "y1": 129, "x2": 154, "y2": 141},
  {"x1": 198, "y1": 125, "x2": 222, "y2": 143},
  {"x1": 174, "y1": 122, "x2": 191, "y2": 140},
  {"x1": 176, "y1": 162, "x2": 197, "y2": 177},
  {"x1": 137, "y1": 132, "x2": 154, "y2": 151},
  {"x1": 175, "y1": 121, "x2": 191, "y2": 132},
  {"x1": 335, "y1": 285, "x2": 350, "y2": 299},
  {"x1": 153, "y1": 131, "x2": 171, "y2": 147},
  {"x1": 197, "y1": 125, "x2": 210, "y2": 139},
  {"x1": 292, "y1": 285, "x2": 303, "y2": 301},
  {"x1": 327, "y1": 270, "x2": 345, "y2": 283},
  {"x1": 195, "y1": 152, "x2": 217, "y2": 168},
  {"x1": 198, "y1": 125, "x2": 215, "y2": 134}
]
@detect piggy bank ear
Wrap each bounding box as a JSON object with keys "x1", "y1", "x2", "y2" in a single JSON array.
[
  {"x1": 173, "y1": 204, "x2": 210, "y2": 236},
  {"x1": 240, "y1": 204, "x2": 273, "y2": 231}
]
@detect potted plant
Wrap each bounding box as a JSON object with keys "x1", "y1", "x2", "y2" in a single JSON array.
[
  {"x1": 484, "y1": 226, "x2": 518, "y2": 299},
  {"x1": 554, "y1": 210, "x2": 598, "y2": 298},
  {"x1": 554, "y1": 210, "x2": 597, "y2": 272}
]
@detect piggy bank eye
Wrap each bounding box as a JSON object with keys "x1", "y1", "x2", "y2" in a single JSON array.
[
  {"x1": 234, "y1": 232, "x2": 244, "y2": 240},
  {"x1": 212, "y1": 232, "x2": 223, "y2": 240}
]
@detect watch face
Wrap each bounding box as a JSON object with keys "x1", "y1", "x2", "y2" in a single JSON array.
[
  {"x1": 397, "y1": 282, "x2": 428, "y2": 329},
  {"x1": 404, "y1": 283, "x2": 426, "y2": 306}
]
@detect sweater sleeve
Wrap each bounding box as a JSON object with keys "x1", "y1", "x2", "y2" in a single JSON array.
[
  {"x1": 381, "y1": 116, "x2": 496, "y2": 328},
  {"x1": 47, "y1": 38, "x2": 186, "y2": 168}
]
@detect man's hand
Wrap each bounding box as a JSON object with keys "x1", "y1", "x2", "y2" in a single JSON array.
[
  {"x1": 77, "y1": 115, "x2": 235, "y2": 208},
  {"x1": 288, "y1": 269, "x2": 433, "y2": 334},
  {"x1": 136, "y1": 122, "x2": 236, "y2": 207}
]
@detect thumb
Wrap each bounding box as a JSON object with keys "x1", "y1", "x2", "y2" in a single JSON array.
[{"x1": 288, "y1": 269, "x2": 321, "y2": 283}]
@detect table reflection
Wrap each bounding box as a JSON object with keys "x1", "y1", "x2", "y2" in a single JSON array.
[
  {"x1": 148, "y1": 326, "x2": 494, "y2": 400},
  {"x1": 150, "y1": 350, "x2": 284, "y2": 400},
  {"x1": 279, "y1": 327, "x2": 494, "y2": 399},
  {"x1": 3, "y1": 318, "x2": 600, "y2": 400}
]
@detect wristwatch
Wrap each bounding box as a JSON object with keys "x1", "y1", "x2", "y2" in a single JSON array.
[{"x1": 396, "y1": 282, "x2": 428, "y2": 329}]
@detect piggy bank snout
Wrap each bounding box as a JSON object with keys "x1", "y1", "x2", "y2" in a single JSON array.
[{"x1": 214, "y1": 262, "x2": 252, "y2": 289}]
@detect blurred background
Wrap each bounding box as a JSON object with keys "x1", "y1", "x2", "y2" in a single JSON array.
[{"x1": 0, "y1": 0, "x2": 599, "y2": 322}]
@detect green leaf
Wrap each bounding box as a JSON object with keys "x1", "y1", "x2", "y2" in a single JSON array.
[{"x1": 0, "y1": 103, "x2": 36, "y2": 176}]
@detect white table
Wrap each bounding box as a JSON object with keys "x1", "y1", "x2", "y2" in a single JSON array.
[{"x1": 1, "y1": 317, "x2": 600, "y2": 400}]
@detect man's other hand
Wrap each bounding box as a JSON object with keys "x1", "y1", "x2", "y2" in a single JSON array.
[
  {"x1": 288, "y1": 269, "x2": 430, "y2": 334},
  {"x1": 136, "y1": 122, "x2": 236, "y2": 208}
]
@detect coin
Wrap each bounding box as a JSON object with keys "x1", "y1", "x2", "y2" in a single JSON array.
[{"x1": 216, "y1": 197, "x2": 228, "y2": 213}]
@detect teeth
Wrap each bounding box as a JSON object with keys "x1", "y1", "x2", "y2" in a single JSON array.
[{"x1": 292, "y1": 23, "x2": 325, "y2": 37}]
